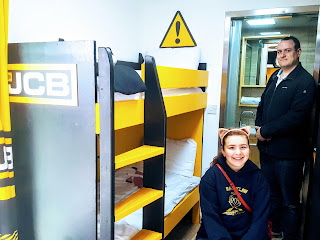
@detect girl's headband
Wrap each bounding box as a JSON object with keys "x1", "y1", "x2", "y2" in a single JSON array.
[{"x1": 218, "y1": 126, "x2": 251, "y2": 144}]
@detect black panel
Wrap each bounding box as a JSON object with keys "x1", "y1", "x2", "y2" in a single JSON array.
[
  {"x1": 143, "y1": 55, "x2": 167, "y2": 235},
  {"x1": 8, "y1": 41, "x2": 97, "y2": 240},
  {"x1": 198, "y1": 63, "x2": 207, "y2": 70}
]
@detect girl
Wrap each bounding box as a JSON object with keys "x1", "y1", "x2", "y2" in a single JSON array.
[{"x1": 196, "y1": 126, "x2": 271, "y2": 240}]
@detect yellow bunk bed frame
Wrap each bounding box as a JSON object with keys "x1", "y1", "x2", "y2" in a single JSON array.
[{"x1": 98, "y1": 48, "x2": 208, "y2": 240}]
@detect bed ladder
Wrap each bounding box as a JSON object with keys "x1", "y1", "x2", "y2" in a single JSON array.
[{"x1": 98, "y1": 49, "x2": 166, "y2": 240}]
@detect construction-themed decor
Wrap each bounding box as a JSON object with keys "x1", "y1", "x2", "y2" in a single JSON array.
[
  {"x1": 160, "y1": 11, "x2": 197, "y2": 48},
  {"x1": 8, "y1": 64, "x2": 78, "y2": 106},
  {"x1": 8, "y1": 41, "x2": 97, "y2": 240},
  {"x1": 0, "y1": 0, "x2": 19, "y2": 238}
]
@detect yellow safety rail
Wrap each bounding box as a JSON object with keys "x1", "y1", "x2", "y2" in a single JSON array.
[
  {"x1": 115, "y1": 187, "x2": 163, "y2": 222},
  {"x1": 115, "y1": 145, "x2": 164, "y2": 169},
  {"x1": 131, "y1": 229, "x2": 162, "y2": 240}
]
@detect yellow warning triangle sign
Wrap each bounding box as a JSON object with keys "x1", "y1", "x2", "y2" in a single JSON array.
[{"x1": 160, "y1": 11, "x2": 197, "y2": 48}]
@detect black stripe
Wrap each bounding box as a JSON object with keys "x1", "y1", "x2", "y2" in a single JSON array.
[
  {"x1": 3, "y1": 131, "x2": 12, "y2": 138},
  {"x1": 0, "y1": 177, "x2": 15, "y2": 187},
  {"x1": 0, "y1": 143, "x2": 4, "y2": 165}
]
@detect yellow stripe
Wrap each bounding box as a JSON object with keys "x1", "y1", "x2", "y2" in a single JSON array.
[
  {"x1": 0, "y1": 234, "x2": 10, "y2": 239},
  {"x1": 4, "y1": 138, "x2": 12, "y2": 144},
  {"x1": 9, "y1": 96, "x2": 77, "y2": 106},
  {"x1": 0, "y1": 171, "x2": 14, "y2": 179},
  {"x1": 7, "y1": 230, "x2": 18, "y2": 240},
  {"x1": 95, "y1": 103, "x2": 100, "y2": 134},
  {"x1": 0, "y1": 186, "x2": 16, "y2": 200},
  {"x1": 0, "y1": 138, "x2": 12, "y2": 144},
  {"x1": 8, "y1": 72, "x2": 12, "y2": 82},
  {"x1": 8, "y1": 63, "x2": 76, "y2": 71},
  {"x1": 0, "y1": 0, "x2": 11, "y2": 132},
  {"x1": 0, "y1": 230, "x2": 18, "y2": 240}
]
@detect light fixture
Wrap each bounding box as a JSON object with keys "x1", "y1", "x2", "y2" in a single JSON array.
[
  {"x1": 274, "y1": 15, "x2": 292, "y2": 19},
  {"x1": 246, "y1": 18, "x2": 275, "y2": 25},
  {"x1": 260, "y1": 31, "x2": 281, "y2": 36}
]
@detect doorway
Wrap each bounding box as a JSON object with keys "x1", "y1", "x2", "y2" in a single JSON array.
[
  {"x1": 220, "y1": 5, "x2": 320, "y2": 240},
  {"x1": 221, "y1": 7, "x2": 320, "y2": 166}
]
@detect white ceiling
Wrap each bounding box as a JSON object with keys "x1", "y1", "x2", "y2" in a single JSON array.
[{"x1": 242, "y1": 13, "x2": 319, "y2": 30}]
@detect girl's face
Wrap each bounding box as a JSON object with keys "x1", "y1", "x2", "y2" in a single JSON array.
[{"x1": 221, "y1": 135, "x2": 250, "y2": 172}]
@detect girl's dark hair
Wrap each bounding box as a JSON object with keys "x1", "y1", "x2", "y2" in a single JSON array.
[
  {"x1": 210, "y1": 129, "x2": 249, "y2": 167},
  {"x1": 210, "y1": 152, "x2": 222, "y2": 167}
]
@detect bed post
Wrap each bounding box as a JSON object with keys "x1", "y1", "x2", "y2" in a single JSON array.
[{"x1": 98, "y1": 47, "x2": 115, "y2": 240}]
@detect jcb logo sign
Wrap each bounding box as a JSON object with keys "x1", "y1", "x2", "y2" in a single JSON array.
[
  {"x1": 0, "y1": 146, "x2": 13, "y2": 171},
  {"x1": 8, "y1": 64, "x2": 78, "y2": 106}
]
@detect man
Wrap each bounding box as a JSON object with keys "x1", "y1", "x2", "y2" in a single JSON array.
[{"x1": 255, "y1": 36, "x2": 317, "y2": 240}]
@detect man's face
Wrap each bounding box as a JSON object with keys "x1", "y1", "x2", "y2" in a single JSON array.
[{"x1": 276, "y1": 39, "x2": 301, "y2": 70}]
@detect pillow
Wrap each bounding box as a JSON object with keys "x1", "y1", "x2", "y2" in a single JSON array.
[
  {"x1": 114, "y1": 65, "x2": 146, "y2": 95},
  {"x1": 145, "y1": 47, "x2": 200, "y2": 70},
  {"x1": 166, "y1": 138, "x2": 197, "y2": 177}
]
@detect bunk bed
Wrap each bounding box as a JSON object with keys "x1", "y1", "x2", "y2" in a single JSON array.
[
  {"x1": 98, "y1": 48, "x2": 208, "y2": 239},
  {"x1": 7, "y1": 40, "x2": 207, "y2": 240}
]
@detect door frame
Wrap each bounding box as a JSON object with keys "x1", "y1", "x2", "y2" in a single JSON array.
[{"x1": 219, "y1": 5, "x2": 320, "y2": 128}]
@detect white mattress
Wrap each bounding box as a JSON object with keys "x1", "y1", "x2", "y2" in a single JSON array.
[
  {"x1": 98, "y1": 166, "x2": 200, "y2": 240},
  {"x1": 114, "y1": 87, "x2": 203, "y2": 102},
  {"x1": 114, "y1": 166, "x2": 140, "y2": 205},
  {"x1": 114, "y1": 172, "x2": 200, "y2": 238}
]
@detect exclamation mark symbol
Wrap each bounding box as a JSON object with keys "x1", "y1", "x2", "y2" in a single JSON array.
[{"x1": 175, "y1": 21, "x2": 180, "y2": 44}]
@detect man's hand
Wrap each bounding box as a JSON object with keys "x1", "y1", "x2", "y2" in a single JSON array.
[{"x1": 255, "y1": 126, "x2": 270, "y2": 142}]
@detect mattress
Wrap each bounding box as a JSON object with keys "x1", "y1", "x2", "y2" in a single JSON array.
[
  {"x1": 114, "y1": 87, "x2": 203, "y2": 102},
  {"x1": 114, "y1": 172, "x2": 200, "y2": 239}
]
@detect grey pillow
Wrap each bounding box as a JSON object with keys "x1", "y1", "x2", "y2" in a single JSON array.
[{"x1": 114, "y1": 65, "x2": 146, "y2": 95}]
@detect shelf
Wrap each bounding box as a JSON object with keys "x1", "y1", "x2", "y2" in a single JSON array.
[
  {"x1": 115, "y1": 145, "x2": 164, "y2": 169},
  {"x1": 239, "y1": 104, "x2": 258, "y2": 107},
  {"x1": 114, "y1": 93, "x2": 207, "y2": 130},
  {"x1": 115, "y1": 187, "x2": 163, "y2": 222},
  {"x1": 131, "y1": 229, "x2": 162, "y2": 240},
  {"x1": 241, "y1": 85, "x2": 266, "y2": 88}
]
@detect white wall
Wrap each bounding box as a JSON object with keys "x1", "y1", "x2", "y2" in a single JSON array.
[
  {"x1": 8, "y1": 0, "x2": 143, "y2": 62},
  {"x1": 8, "y1": 0, "x2": 320, "y2": 175}
]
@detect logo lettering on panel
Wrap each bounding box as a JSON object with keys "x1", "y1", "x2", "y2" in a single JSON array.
[{"x1": 8, "y1": 64, "x2": 78, "y2": 106}]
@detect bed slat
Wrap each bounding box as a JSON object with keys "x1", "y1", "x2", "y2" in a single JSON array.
[
  {"x1": 114, "y1": 93, "x2": 207, "y2": 130},
  {"x1": 164, "y1": 93, "x2": 207, "y2": 117},
  {"x1": 141, "y1": 65, "x2": 208, "y2": 89},
  {"x1": 115, "y1": 145, "x2": 164, "y2": 169},
  {"x1": 115, "y1": 187, "x2": 163, "y2": 222}
]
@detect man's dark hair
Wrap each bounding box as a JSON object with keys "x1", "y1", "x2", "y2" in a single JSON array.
[{"x1": 281, "y1": 36, "x2": 301, "y2": 51}]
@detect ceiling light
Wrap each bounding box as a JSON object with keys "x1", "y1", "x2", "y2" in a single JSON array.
[
  {"x1": 260, "y1": 32, "x2": 281, "y2": 35},
  {"x1": 273, "y1": 15, "x2": 292, "y2": 19},
  {"x1": 246, "y1": 18, "x2": 275, "y2": 25}
]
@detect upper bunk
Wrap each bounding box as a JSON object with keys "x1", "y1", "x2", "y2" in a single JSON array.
[{"x1": 114, "y1": 64, "x2": 208, "y2": 130}]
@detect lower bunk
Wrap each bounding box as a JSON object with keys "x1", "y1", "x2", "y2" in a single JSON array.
[
  {"x1": 113, "y1": 167, "x2": 200, "y2": 239},
  {"x1": 98, "y1": 164, "x2": 200, "y2": 240},
  {"x1": 109, "y1": 109, "x2": 204, "y2": 239}
]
